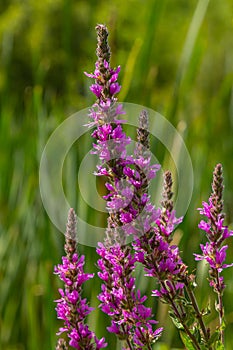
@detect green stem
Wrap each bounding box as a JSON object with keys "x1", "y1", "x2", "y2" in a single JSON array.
[
  {"x1": 126, "y1": 339, "x2": 134, "y2": 350},
  {"x1": 216, "y1": 272, "x2": 225, "y2": 344},
  {"x1": 184, "y1": 280, "x2": 212, "y2": 349},
  {"x1": 121, "y1": 324, "x2": 134, "y2": 350},
  {"x1": 138, "y1": 327, "x2": 153, "y2": 350},
  {"x1": 160, "y1": 281, "x2": 202, "y2": 350}
]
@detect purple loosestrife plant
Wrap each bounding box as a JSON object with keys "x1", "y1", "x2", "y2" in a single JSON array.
[
  {"x1": 85, "y1": 25, "x2": 233, "y2": 349},
  {"x1": 54, "y1": 208, "x2": 107, "y2": 350},
  {"x1": 85, "y1": 24, "x2": 163, "y2": 349},
  {"x1": 86, "y1": 27, "x2": 209, "y2": 346},
  {"x1": 53, "y1": 24, "x2": 233, "y2": 350}
]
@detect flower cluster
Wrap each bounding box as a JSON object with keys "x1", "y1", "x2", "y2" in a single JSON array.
[
  {"x1": 54, "y1": 209, "x2": 107, "y2": 350},
  {"x1": 133, "y1": 172, "x2": 188, "y2": 303},
  {"x1": 85, "y1": 62, "x2": 121, "y2": 100},
  {"x1": 86, "y1": 24, "x2": 161, "y2": 233},
  {"x1": 97, "y1": 242, "x2": 163, "y2": 348}
]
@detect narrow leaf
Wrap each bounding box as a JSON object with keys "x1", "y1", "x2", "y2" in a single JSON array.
[{"x1": 179, "y1": 331, "x2": 196, "y2": 350}]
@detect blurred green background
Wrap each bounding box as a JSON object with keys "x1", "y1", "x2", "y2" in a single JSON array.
[{"x1": 0, "y1": 0, "x2": 233, "y2": 349}]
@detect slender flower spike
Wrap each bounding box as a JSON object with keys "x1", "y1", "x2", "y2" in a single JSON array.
[
  {"x1": 156, "y1": 171, "x2": 183, "y2": 243},
  {"x1": 194, "y1": 164, "x2": 233, "y2": 292},
  {"x1": 133, "y1": 171, "x2": 186, "y2": 301},
  {"x1": 194, "y1": 164, "x2": 233, "y2": 344},
  {"x1": 86, "y1": 25, "x2": 161, "y2": 236},
  {"x1": 54, "y1": 208, "x2": 107, "y2": 349}
]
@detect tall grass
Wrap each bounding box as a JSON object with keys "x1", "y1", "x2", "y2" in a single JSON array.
[{"x1": 0, "y1": 0, "x2": 233, "y2": 349}]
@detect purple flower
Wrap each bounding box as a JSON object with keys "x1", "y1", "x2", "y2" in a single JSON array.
[
  {"x1": 198, "y1": 219, "x2": 211, "y2": 233},
  {"x1": 194, "y1": 240, "x2": 233, "y2": 276},
  {"x1": 90, "y1": 84, "x2": 103, "y2": 98},
  {"x1": 198, "y1": 200, "x2": 213, "y2": 219},
  {"x1": 119, "y1": 211, "x2": 133, "y2": 223},
  {"x1": 110, "y1": 82, "x2": 121, "y2": 95}
]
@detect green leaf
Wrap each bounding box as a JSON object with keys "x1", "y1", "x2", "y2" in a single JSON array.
[
  {"x1": 209, "y1": 328, "x2": 225, "y2": 348},
  {"x1": 215, "y1": 341, "x2": 225, "y2": 350},
  {"x1": 168, "y1": 311, "x2": 184, "y2": 330},
  {"x1": 201, "y1": 302, "x2": 211, "y2": 316},
  {"x1": 219, "y1": 319, "x2": 226, "y2": 332},
  {"x1": 209, "y1": 330, "x2": 219, "y2": 345},
  {"x1": 179, "y1": 331, "x2": 196, "y2": 350}
]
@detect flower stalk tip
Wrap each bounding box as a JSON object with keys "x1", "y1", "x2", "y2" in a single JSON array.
[
  {"x1": 211, "y1": 163, "x2": 224, "y2": 219},
  {"x1": 95, "y1": 24, "x2": 111, "y2": 71},
  {"x1": 136, "y1": 109, "x2": 150, "y2": 151},
  {"x1": 64, "y1": 208, "x2": 77, "y2": 259},
  {"x1": 161, "y1": 170, "x2": 174, "y2": 213}
]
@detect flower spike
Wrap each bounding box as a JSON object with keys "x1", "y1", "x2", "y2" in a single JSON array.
[{"x1": 54, "y1": 209, "x2": 107, "y2": 349}]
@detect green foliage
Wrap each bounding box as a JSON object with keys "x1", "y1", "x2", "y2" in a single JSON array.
[
  {"x1": 179, "y1": 331, "x2": 196, "y2": 350},
  {"x1": 215, "y1": 342, "x2": 225, "y2": 350},
  {"x1": 0, "y1": 0, "x2": 233, "y2": 349}
]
